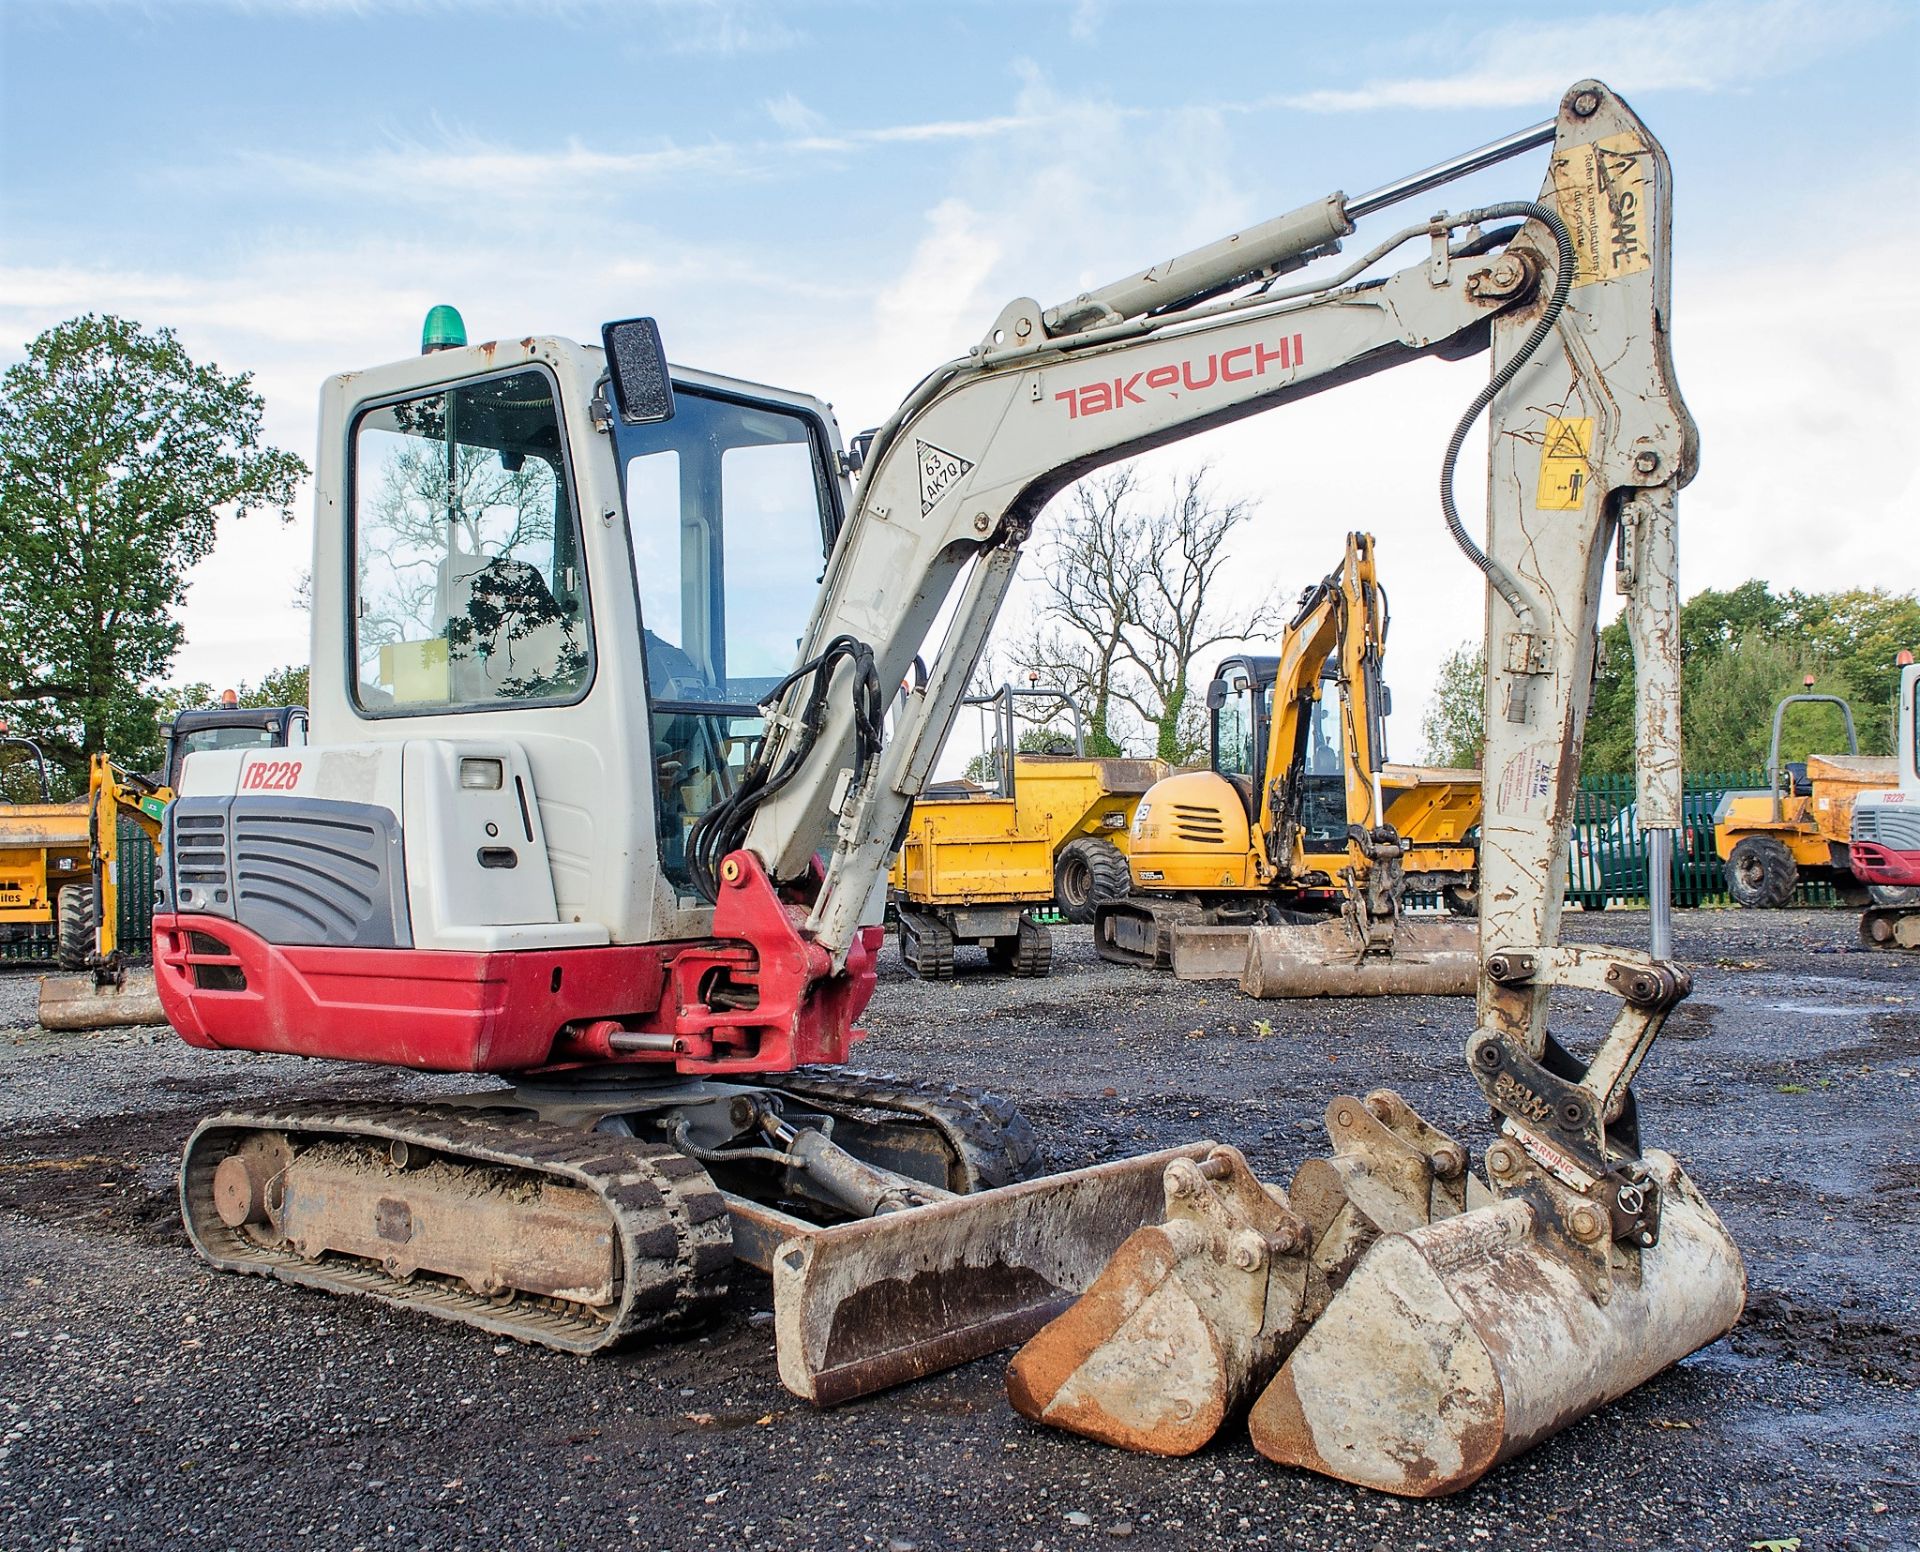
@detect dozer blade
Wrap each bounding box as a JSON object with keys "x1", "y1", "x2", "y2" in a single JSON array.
[
  {"x1": 1248, "y1": 1150, "x2": 1746, "y2": 1497},
  {"x1": 1168, "y1": 924, "x2": 1256, "y2": 981},
  {"x1": 37, "y1": 967, "x2": 166, "y2": 1030},
  {"x1": 741, "y1": 1142, "x2": 1215, "y2": 1406},
  {"x1": 1239, "y1": 917, "x2": 1477, "y2": 998}
]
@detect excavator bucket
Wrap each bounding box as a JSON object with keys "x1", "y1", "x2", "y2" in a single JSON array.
[
  {"x1": 1238, "y1": 915, "x2": 1477, "y2": 998},
  {"x1": 1248, "y1": 1149, "x2": 1746, "y2": 1496},
  {"x1": 1007, "y1": 1094, "x2": 1474, "y2": 1456},
  {"x1": 37, "y1": 967, "x2": 166, "y2": 1030}
]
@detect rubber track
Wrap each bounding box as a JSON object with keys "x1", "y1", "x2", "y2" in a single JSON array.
[
  {"x1": 180, "y1": 1102, "x2": 732, "y2": 1354},
  {"x1": 898, "y1": 912, "x2": 955, "y2": 981},
  {"x1": 765, "y1": 1069, "x2": 1041, "y2": 1192}
]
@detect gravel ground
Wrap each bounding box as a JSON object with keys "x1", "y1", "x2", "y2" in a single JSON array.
[{"x1": 0, "y1": 909, "x2": 1915, "y2": 1551}]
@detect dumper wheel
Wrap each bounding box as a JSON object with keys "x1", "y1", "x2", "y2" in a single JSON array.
[
  {"x1": 56, "y1": 884, "x2": 95, "y2": 971},
  {"x1": 898, "y1": 910, "x2": 955, "y2": 981},
  {"x1": 1443, "y1": 883, "x2": 1479, "y2": 918},
  {"x1": 1054, "y1": 839, "x2": 1131, "y2": 924},
  {"x1": 1726, "y1": 836, "x2": 1798, "y2": 909}
]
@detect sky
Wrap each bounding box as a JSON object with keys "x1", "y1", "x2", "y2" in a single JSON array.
[{"x1": 2, "y1": 0, "x2": 1917, "y2": 765}]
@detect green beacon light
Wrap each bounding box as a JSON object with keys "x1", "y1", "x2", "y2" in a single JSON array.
[{"x1": 421, "y1": 304, "x2": 467, "y2": 355}]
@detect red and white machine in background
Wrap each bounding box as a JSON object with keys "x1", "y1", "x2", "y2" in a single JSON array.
[{"x1": 1852, "y1": 653, "x2": 1920, "y2": 948}]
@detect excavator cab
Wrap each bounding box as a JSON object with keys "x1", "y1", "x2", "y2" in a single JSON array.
[{"x1": 163, "y1": 705, "x2": 307, "y2": 791}]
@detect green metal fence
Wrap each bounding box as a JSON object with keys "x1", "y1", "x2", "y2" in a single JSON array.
[
  {"x1": 0, "y1": 816, "x2": 160, "y2": 965},
  {"x1": 1565, "y1": 770, "x2": 1838, "y2": 909}
]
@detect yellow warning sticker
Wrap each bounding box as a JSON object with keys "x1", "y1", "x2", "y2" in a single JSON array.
[
  {"x1": 1549, "y1": 133, "x2": 1652, "y2": 288},
  {"x1": 1536, "y1": 416, "x2": 1595, "y2": 510}
]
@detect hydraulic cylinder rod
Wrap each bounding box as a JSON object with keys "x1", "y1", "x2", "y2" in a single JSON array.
[{"x1": 1043, "y1": 117, "x2": 1556, "y2": 337}]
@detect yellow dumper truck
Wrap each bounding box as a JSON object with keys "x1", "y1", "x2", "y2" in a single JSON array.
[
  {"x1": 890, "y1": 686, "x2": 1164, "y2": 978},
  {"x1": 1714, "y1": 692, "x2": 1897, "y2": 907}
]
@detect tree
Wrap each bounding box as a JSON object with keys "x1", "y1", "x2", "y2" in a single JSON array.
[
  {"x1": 1009, "y1": 469, "x2": 1147, "y2": 757},
  {"x1": 1111, "y1": 468, "x2": 1284, "y2": 762},
  {"x1": 1420, "y1": 640, "x2": 1486, "y2": 767},
  {"x1": 1011, "y1": 462, "x2": 1279, "y2": 763},
  {"x1": 1579, "y1": 579, "x2": 1919, "y2": 773},
  {"x1": 154, "y1": 664, "x2": 310, "y2": 727},
  {"x1": 0, "y1": 315, "x2": 306, "y2": 786}
]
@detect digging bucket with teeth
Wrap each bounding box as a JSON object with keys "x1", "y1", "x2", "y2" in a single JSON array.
[{"x1": 1006, "y1": 1092, "x2": 1477, "y2": 1456}]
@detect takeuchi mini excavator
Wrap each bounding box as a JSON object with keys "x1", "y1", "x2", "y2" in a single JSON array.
[
  {"x1": 156, "y1": 81, "x2": 1743, "y2": 1496},
  {"x1": 1093, "y1": 532, "x2": 1483, "y2": 995}
]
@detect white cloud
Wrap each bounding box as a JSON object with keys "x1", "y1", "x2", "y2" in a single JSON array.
[
  {"x1": 763, "y1": 91, "x2": 825, "y2": 136},
  {"x1": 1068, "y1": 0, "x2": 1104, "y2": 43},
  {"x1": 1279, "y1": 0, "x2": 1895, "y2": 112}
]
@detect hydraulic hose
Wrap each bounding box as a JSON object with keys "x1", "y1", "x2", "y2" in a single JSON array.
[{"x1": 1435, "y1": 201, "x2": 1576, "y2": 639}]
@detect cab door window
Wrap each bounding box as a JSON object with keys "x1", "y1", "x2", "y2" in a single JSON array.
[
  {"x1": 352, "y1": 368, "x2": 591, "y2": 712},
  {"x1": 617, "y1": 391, "x2": 835, "y2": 897}
]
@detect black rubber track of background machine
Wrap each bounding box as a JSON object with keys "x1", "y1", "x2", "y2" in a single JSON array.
[
  {"x1": 898, "y1": 912, "x2": 955, "y2": 981},
  {"x1": 767, "y1": 1069, "x2": 1041, "y2": 1191},
  {"x1": 180, "y1": 1103, "x2": 732, "y2": 1354},
  {"x1": 1012, "y1": 917, "x2": 1051, "y2": 977}
]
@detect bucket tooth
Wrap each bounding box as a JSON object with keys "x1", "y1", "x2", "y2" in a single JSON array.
[
  {"x1": 1007, "y1": 1146, "x2": 1321, "y2": 1456},
  {"x1": 1240, "y1": 917, "x2": 1476, "y2": 999},
  {"x1": 1248, "y1": 1150, "x2": 1746, "y2": 1497}
]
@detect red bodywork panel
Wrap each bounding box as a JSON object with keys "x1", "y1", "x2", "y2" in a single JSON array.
[
  {"x1": 1851, "y1": 840, "x2": 1920, "y2": 888},
  {"x1": 154, "y1": 851, "x2": 880, "y2": 1076}
]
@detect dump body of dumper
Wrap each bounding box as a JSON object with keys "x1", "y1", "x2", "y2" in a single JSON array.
[
  {"x1": 0, "y1": 802, "x2": 90, "y2": 932},
  {"x1": 1379, "y1": 764, "x2": 1480, "y2": 883},
  {"x1": 1715, "y1": 754, "x2": 1898, "y2": 863},
  {"x1": 893, "y1": 795, "x2": 1055, "y2": 908},
  {"x1": 1011, "y1": 755, "x2": 1164, "y2": 859}
]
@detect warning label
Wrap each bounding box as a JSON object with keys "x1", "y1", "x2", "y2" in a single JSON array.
[
  {"x1": 916, "y1": 440, "x2": 974, "y2": 517},
  {"x1": 1549, "y1": 133, "x2": 1653, "y2": 288},
  {"x1": 1536, "y1": 415, "x2": 1595, "y2": 511}
]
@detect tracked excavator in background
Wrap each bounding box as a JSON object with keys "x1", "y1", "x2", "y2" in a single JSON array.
[
  {"x1": 1093, "y1": 531, "x2": 1483, "y2": 995},
  {"x1": 158, "y1": 81, "x2": 1743, "y2": 1496}
]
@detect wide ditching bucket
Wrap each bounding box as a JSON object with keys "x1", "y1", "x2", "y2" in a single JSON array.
[
  {"x1": 1249, "y1": 1149, "x2": 1746, "y2": 1496},
  {"x1": 37, "y1": 967, "x2": 166, "y2": 1030},
  {"x1": 1008, "y1": 1093, "x2": 1745, "y2": 1498}
]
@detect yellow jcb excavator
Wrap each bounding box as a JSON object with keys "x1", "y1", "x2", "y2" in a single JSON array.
[{"x1": 1094, "y1": 533, "x2": 1482, "y2": 995}]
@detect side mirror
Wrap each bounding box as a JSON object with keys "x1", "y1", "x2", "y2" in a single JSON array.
[
  {"x1": 1205, "y1": 680, "x2": 1228, "y2": 711},
  {"x1": 600, "y1": 317, "x2": 676, "y2": 424}
]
